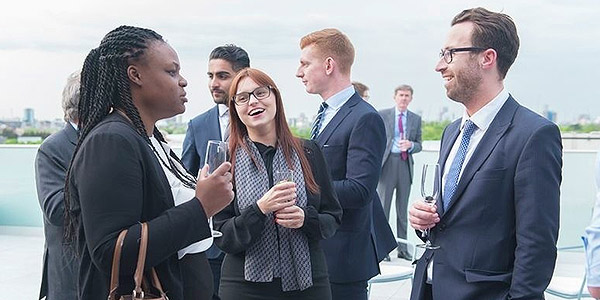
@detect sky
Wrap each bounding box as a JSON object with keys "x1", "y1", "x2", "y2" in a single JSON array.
[{"x1": 0, "y1": 0, "x2": 598, "y2": 124}]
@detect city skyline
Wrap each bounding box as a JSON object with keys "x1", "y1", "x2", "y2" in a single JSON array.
[{"x1": 1, "y1": 0, "x2": 598, "y2": 124}]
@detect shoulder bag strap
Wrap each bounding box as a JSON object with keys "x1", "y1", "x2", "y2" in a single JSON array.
[{"x1": 108, "y1": 229, "x2": 128, "y2": 300}]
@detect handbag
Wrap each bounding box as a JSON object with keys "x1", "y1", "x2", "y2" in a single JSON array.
[{"x1": 108, "y1": 222, "x2": 168, "y2": 300}]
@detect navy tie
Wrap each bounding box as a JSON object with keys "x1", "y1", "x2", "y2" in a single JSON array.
[
  {"x1": 442, "y1": 120, "x2": 477, "y2": 211},
  {"x1": 310, "y1": 102, "x2": 328, "y2": 140}
]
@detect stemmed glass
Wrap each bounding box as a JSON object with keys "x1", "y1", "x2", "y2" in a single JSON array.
[
  {"x1": 417, "y1": 163, "x2": 441, "y2": 249},
  {"x1": 205, "y1": 140, "x2": 228, "y2": 238}
]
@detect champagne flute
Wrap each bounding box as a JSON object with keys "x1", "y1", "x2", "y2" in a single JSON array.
[
  {"x1": 417, "y1": 163, "x2": 440, "y2": 249},
  {"x1": 205, "y1": 140, "x2": 228, "y2": 238}
]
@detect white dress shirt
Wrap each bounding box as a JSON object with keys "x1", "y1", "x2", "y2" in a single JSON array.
[
  {"x1": 218, "y1": 104, "x2": 229, "y2": 141},
  {"x1": 316, "y1": 85, "x2": 355, "y2": 136},
  {"x1": 150, "y1": 136, "x2": 213, "y2": 259},
  {"x1": 427, "y1": 88, "x2": 509, "y2": 282}
]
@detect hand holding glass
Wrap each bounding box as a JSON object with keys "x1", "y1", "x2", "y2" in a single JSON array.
[
  {"x1": 417, "y1": 163, "x2": 440, "y2": 250},
  {"x1": 274, "y1": 170, "x2": 293, "y2": 184},
  {"x1": 204, "y1": 140, "x2": 228, "y2": 238}
]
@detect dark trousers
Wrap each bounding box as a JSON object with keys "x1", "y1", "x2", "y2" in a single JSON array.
[
  {"x1": 180, "y1": 252, "x2": 213, "y2": 300},
  {"x1": 330, "y1": 280, "x2": 368, "y2": 300},
  {"x1": 209, "y1": 252, "x2": 224, "y2": 300},
  {"x1": 377, "y1": 153, "x2": 411, "y2": 252}
]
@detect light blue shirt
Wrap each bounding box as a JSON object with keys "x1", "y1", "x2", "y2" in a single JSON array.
[
  {"x1": 391, "y1": 108, "x2": 408, "y2": 153},
  {"x1": 585, "y1": 149, "x2": 600, "y2": 286},
  {"x1": 317, "y1": 85, "x2": 355, "y2": 136}
]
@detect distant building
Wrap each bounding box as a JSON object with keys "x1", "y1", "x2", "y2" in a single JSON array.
[
  {"x1": 23, "y1": 108, "x2": 35, "y2": 127},
  {"x1": 542, "y1": 105, "x2": 557, "y2": 123}
]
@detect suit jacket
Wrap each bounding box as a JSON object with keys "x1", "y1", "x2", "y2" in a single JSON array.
[
  {"x1": 35, "y1": 123, "x2": 78, "y2": 300},
  {"x1": 379, "y1": 108, "x2": 423, "y2": 182},
  {"x1": 182, "y1": 105, "x2": 222, "y2": 177},
  {"x1": 182, "y1": 105, "x2": 223, "y2": 259},
  {"x1": 410, "y1": 96, "x2": 562, "y2": 300},
  {"x1": 316, "y1": 93, "x2": 397, "y2": 282},
  {"x1": 69, "y1": 113, "x2": 212, "y2": 300}
]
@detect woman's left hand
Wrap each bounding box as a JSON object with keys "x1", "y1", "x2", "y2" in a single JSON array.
[{"x1": 274, "y1": 206, "x2": 305, "y2": 229}]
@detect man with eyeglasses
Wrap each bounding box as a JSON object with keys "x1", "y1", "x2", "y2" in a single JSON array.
[
  {"x1": 182, "y1": 44, "x2": 250, "y2": 300},
  {"x1": 408, "y1": 7, "x2": 562, "y2": 300},
  {"x1": 296, "y1": 28, "x2": 396, "y2": 300}
]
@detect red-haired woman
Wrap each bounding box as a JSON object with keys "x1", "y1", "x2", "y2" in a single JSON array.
[{"x1": 213, "y1": 68, "x2": 342, "y2": 299}]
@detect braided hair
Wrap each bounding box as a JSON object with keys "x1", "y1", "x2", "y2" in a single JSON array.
[{"x1": 64, "y1": 25, "x2": 196, "y2": 244}]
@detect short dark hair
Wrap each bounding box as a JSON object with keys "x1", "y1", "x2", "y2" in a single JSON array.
[
  {"x1": 452, "y1": 7, "x2": 520, "y2": 79},
  {"x1": 209, "y1": 44, "x2": 250, "y2": 72}
]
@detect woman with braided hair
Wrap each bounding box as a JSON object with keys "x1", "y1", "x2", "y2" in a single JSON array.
[
  {"x1": 64, "y1": 25, "x2": 234, "y2": 300},
  {"x1": 213, "y1": 68, "x2": 342, "y2": 299}
]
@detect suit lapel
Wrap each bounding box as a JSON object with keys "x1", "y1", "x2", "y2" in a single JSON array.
[
  {"x1": 443, "y1": 97, "x2": 518, "y2": 215},
  {"x1": 436, "y1": 120, "x2": 460, "y2": 215},
  {"x1": 208, "y1": 106, "x2": 221, "y2": 140},
  {"x1": 316, "y1": 93, "x2": 361, "y2": 145},
  {"x1": 64, "y1": 123, "x2": 78, "y2": 145}
]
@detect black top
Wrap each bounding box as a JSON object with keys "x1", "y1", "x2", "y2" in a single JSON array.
[
  {"x1": 214, "y1": 139, "x2": 342, "y2": 294},
  {"x1": 68, "y1": 113, "x2": 211, "y2": 300}
]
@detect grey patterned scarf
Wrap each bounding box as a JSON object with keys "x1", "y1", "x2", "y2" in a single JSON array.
[{"x1": 235, "y1": 136, "x2": 313, "y2": 291}]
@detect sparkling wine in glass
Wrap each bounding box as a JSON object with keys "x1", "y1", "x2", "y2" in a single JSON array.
[
  {"x1": 417, "y1": 163, "x2": 440, "y2": 249},
  {"x1": 274, "y1": 170, "x2": 293, "y2": 184},
  {"x1": 205, "y1": 140, "x2": 228, "y2": 238}
]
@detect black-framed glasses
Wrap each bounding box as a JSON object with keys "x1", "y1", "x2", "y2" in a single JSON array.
[
  {"x1": 232, "y1": 86, "x2": 272, "y2": 106},
  {"x1": 439, "y1": 47, "x2": 487, "y2": 64}
]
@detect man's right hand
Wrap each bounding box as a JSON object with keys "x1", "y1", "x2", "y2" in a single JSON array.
[
  {"x1": 408, "y1": 200, "x2": 440, "y2": 231},
  {"x1": 195, "y1": 162, "x2": 234, "y2": 217}
]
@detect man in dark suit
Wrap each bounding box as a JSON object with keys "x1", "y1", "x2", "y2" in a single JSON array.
[
  {"x1": 296, "y1": 28, "x2": 396, "y2": 300},
  {"x1": 377, "y1": 84, "x2": 422, "y2": 260},
  {"x1": 182, "y1": 44, "x2": 249, "y2": 299},
  {"x1": 34, "y1": 71, "x2": 80, "y2": 300},
  {"x1": 409, "y1": 7, "x2": 562, "y2": 300}
]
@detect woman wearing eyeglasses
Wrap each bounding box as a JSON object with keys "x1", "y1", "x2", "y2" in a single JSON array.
[{"x1": 213, "y1": 68, "x2": 342, "y2": 300}]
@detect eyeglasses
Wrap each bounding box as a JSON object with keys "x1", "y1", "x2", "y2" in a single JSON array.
[
  {"x1": 439, "y1": 47, "x2": 487, "y2": 64},
  {"x1": 232, "y1": 86, "x2": 272, "y2": 106}
]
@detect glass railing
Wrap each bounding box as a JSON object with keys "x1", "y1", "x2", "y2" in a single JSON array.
[{"x1": 1, "y1": 145, "x2": 596, "y2": 247}]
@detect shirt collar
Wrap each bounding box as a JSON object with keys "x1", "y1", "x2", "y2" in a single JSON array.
[
  {"x1": 460, "y1": 88, "x2": 509, "y2": 131},
  {"x1": 324, "y1": 85, "x2": 355, "y2": 110},
  {"x1": 218, "y1": 104, "x2": 229, "y2": 117},
  {"x1": 69, "y1": 121, "x2": 78, "y2": 131},
  {"x1": 395, "y1": 107, "x2": 407, "y2": 117}
]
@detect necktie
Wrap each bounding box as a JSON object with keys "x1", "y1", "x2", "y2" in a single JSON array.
[
  {"x1": 310, "y1": 102, "x2": 328, "y2": 140},
  {"x1": 442, "y1": 120, "x2": 477, "y2": 211},
  {"x1": 222, "y1": 110, "x2": 230, "y2": 142},
  {"x1": 398, "y1": 112, "x2": 408, "y2": 160}
]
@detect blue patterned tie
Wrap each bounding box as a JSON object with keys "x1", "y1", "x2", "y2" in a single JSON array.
[
  {"x1": 310, "y1": 102, "x2": 328, "y2": 140},
  {"x1": 442, "y1": 120, "x2": 477, "y2": 211}
]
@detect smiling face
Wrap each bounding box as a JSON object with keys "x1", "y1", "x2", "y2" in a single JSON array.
[
  {"x1": 435, "y1": 22, "x2": 483, "y2": 104},
  {"x1": 131, "y1": 41, "x2": 188, "y2": 122},
  {"x1": 233, "y1": 77, "x2": 277, "y2": 135}
]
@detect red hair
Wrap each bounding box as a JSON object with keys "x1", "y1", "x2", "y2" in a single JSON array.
[{"x1": 228, "y1": 68, "x2": 319, "y2": 194}]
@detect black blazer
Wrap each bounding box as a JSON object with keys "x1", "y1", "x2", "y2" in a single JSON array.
[
  {"x1": 213, "y1": 139, "x2": 342, "y2": 280},
  {"x1": 68, "y1": 113, "x2": 212, "y2": 300},
  {"x1": 315, "y1": 93, "x2": 397, "y2": 283},
  {"x1": 35, "y1": 123, "x2": 78, "y2": 300},
  {"x1": 410, "y1": 96, "x2": 562, "y2": 300}
]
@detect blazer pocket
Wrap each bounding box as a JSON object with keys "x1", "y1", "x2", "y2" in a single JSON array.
[
  {"x1": 464, "y1": 268, "x2": 512, "y2": 284},
  {"x1": 472, "y1": 168, "x2": 506, "y2": 181}
]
